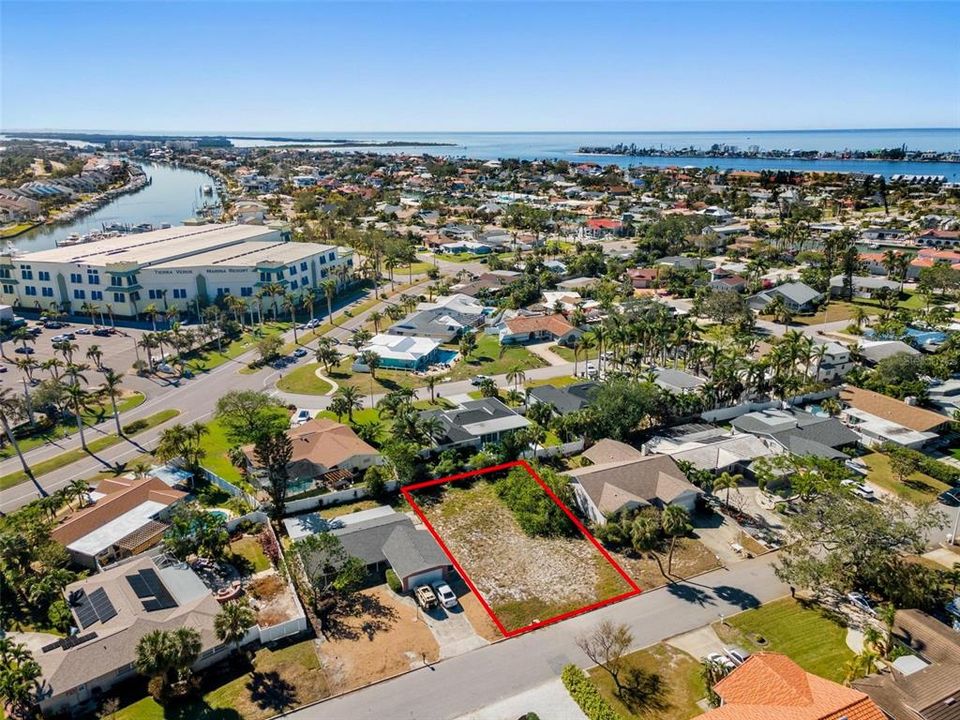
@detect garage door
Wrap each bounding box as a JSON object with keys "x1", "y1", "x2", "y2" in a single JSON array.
[{"x1": 405, "y1": 568, "x2": 444, "y2": 591}]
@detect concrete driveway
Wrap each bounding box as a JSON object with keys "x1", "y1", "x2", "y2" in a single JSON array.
[{"x1": 401, "y1": 595, "x2": 488, "y2": 659}]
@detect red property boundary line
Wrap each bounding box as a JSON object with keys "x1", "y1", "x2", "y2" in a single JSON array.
[{"x1": 402, "y1": 460, "x2": 642, "y2": 638}]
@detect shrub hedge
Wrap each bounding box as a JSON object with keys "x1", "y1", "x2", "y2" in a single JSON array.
[
  {"x1": 385, "y1": 568, "x2": 402, "y2": 594},
  {"x1": 879, "y1": 442, "x2": 960, "y2": 486},
  {"x1": 560, "y1": 664, "x2": 622, "y2": 720}
]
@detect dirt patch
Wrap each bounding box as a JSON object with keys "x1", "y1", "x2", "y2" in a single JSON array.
[
  {"x1": 413, "y1": 480, "x2": 632, "y2": 632},
  {"x1": 318, "y1": 586, "x2": 438, "y2": 693},
  {"x1": 610, "y1": 538, "x2": 721, "y2": 591},
  {"x1": 248, "y1": 570, "x2": 300, "y2": 625}
]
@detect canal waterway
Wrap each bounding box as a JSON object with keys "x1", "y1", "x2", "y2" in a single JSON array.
[{"x1": 12, "y1": 161, "x2": 219, "y2": 253}]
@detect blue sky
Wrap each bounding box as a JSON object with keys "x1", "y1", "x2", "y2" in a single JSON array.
[{"x1": 2, "y1": 1, "x2": 958, "y2": 133}]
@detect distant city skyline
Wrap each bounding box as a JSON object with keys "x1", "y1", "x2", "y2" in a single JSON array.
[{"x1": 2, "y1": 1, "x2": 958, "y2": 133}]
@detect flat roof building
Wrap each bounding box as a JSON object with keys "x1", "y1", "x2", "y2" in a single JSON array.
[{"x1": 0, "y1": 223, "x2": 354, "y2": 318}]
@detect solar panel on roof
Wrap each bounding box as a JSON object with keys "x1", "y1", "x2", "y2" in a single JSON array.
[
  {"x1": 89, "y1": 587, "x2": 117, "y2": 623},
  {"x1": 142, "y1": 598, "x2": 163, "y2": 612},
  {"x1": 73, "y1": 590, "x2": 98, "y2": 629},
  {"x1": 126, "y1": 574, "x2": 151, "y2": 598},
  {"x1": 139, "y1": 568, "x2": 177, "y2": 610}
]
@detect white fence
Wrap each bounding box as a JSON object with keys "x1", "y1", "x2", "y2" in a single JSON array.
[
  {"x1": 225, "y1": 510, "x2": 269, "y2": 533},
  {"x1": 284, "y1": 480, "x2": 399, "y2": 515},
  {"x1": 700, "y1": 388, "x2": 839, "y2": 423},
  {"x1": 201, "y1": 466, "x2": 260, "y2": 507},
  {"x1": 522, "y1": 438, "x2": 585, "y2": 460}
]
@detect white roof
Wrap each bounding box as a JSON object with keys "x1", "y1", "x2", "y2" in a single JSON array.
[
  {"x1": 362, "y1": 333, "x2": 440, "y2": 361},
  {"x1": 283, "y1": 505, "x2": 397, "y2": 541},
  {"x1": 844, "y1": 408, "x2": 939, "y2": 447},
  {"x1": 67, "y1": 500, "x2": 168, "y2": 556}
]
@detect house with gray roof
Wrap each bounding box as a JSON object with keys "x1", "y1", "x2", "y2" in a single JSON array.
[
  {"x1": 654, "y1": 368, "x2": 708, "y2": 394},
  {"x1": 420, "y1": 397, "x2": 530, "y2": 452},
  {"x1": 643, "y1": 424, "x2": 777, "y2": 474},
  {"x1": 730, "y1": 408, "x2": 859, "y2": 460},
  {"x1": 749, "y1": 281, "x2": 824, "y2": 314},
  {"x1": 301, "y1": 509, "x2": 452, "y2": 592},
  {"x1": 829, "y1": 274, "x2": 900, "y2": 299},
  {"x1": 527, "y1": 381, "x2": 599, "y2": 415},
  {"x1": 858, "y1": 339, "x2": 920, "y2": 365}
]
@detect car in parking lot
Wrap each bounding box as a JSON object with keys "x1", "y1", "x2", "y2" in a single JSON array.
[
  {"x1": 844, "y1": 458, "x2": 869, "y2": 476},
  {"x1": 0, "y1": 365, "x2": 7, "y2": 373},
  {"x1": 723, "y1": 647, "x2": 751, "y2": 666},
  {"x1": 938, "y1": 487, "x2": 960, "y2": 507},
  {"x1": 92, "y1": 327, "x2": 113, "y2": 337},
  {"x1": 846, "y1": 591, "x2": 876, "y2": 616},
  {"x1": 293, "y1": 347, "x2": 308, "y2": 358},
  {"x1": 75, "y1": 327, "x2": 92, "y2": 335},
  {"x1": 27, "y1": 326, "x2": 42, "y2": 336},
  {"x1": 51, "y1": 333, "x2": 76, "y2": 342},
  {"x1": 841, "y1": 478, "x2": 875, "y2": 500},
  {"x1": 414, "y1": 585, "x2": 438, "y2": 610},
  {"x1": 14, "y1": 346, "x2": 34, "y2": 354},
  {"x1": 432, "y1": 582, "x2": 458, "y2": 609},
  {"x1": 42, "y1": 320, "x2": 66, "y2": 329}
]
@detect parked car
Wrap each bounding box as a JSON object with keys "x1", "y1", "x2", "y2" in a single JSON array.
[
  {"x1": 27, "y1": 326, "x2": 42, "y2": 336},
  {"x1": 938, "y1": 487, "x2": 960, "y2": 507},
  {"x1": 470, "y1": 375, "x2": 490, "y2": 386},
  {"x1": 0, "y1": 365, "x2": 8, "y2": 373},
  {"x1": 414, "y1": 585, "x2": 438, "y2": 610},
  {"x1": 14, "y1": 346, "x2": 34, "y2": 354},
  {"x1": 51, "y1": 333, "x2": 76, "y2": 342},
  {"x1": 75, "y1": 327, "x2": 92, "y2": 335},
  {"x1": 585, "y1": 363, "x2": 598, "y2": 376},
  {"x1": 43, "y1": 320, "x2": 66, "y2": 329},
  {"x1": 705, "y1": 652, "x2": 735, "y2": 670},
  {"x1": 291, "y1": 409, "x2": 312, "y2": 426},
  {"x1": 723, "y1": 647, "x2": 751, "y2": 666},
  {"x1": 844, "y1": 458, "x2": 869, "y2": 476},
  {"x1": 293, "y1": 348, "x2": 308, "y2": 358},
  {"x1": 841, "y1": 479, "x2": 875, "y2": 500},
  {"x1": 306, "y1": 318, "x2": 321, "y2": 329},
  {"x1": 432, "y1": 582, "x2": 458, "y2": 609},
  {"x1": 846, "y1": 591, "x2": 876, "y2": 616},
  {"x1": 92, "y1": 327, "x2": 112, "y2": 337}
]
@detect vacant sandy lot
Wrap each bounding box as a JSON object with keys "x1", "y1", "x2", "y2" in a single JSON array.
[
  {"x1": 413, "y1": 480, "x2": 633, "y2": 632},
  {"x1": 611, "y1": 537, "x2": 722, "y2": 591},
  {"x1": 318, "y1": 586, "x2": 439, "y2": 693}
]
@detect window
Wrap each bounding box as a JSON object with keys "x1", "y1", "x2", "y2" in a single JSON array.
[
  {"x1": 2, "y1": 284, "x2": 13, "y2": 294},
  {"x1": 110, "y1": 275, "x2": 122, "y2": 287},
  {"x1": 127, "y1": 276, "x2": 137, "y2": 286},
  {"x1": 24, "y1": 285, "x2": 37, "y2": 296},
  {"x1": 130, "y1": 291, "x2": 140, "y2": 302},
  {"x1": 38, "y1": 271, "x2": 50, "y2": 281},
  {"x1": 0, "y1": 268, "x2": 10, "y2": 279},
  {"x1": 173, "y1": 289, "x2": 187, "y2": 299},
  {"x1": 319, "y1": 256, "x2": 326, "y2": 265},
  {"x1": 87, "y1": 271, "x2": 100, "y2": 285},
  {"x1": 20, "y1": 269, "x2": 32, "y2": 280},
  {"x1": 148, "y1": 289, "x2": 159, "y2": 299},
  {"x1": 216, "y1": 288, "x2": 231, "y2": 297},
  {"x1": 259, "y1": 271, "x2": 269, "y2": 282},
  {"x1": 320, "y1": 269, "x2": 328, "y2": 278},
  {"x1": 290, "y1": 280, "x2": 298, "y2": 290},
  {"x1": 113, "y1": 292, "x2": 125, "y2": 302},
  {"x1": 41, "y1": 287, "x2": 53, "y2": 297},
  {"x1": 288, "y1": 265, "x2": 297, "y2": 275},
  {"x1": 91, "y1": 291, "x2": 103, "y2": 301},
  {"x1": 70, "y1": 273, "x2": 83, "y2": 284},
  {"x1": 328, "y1": 252, "x2": 335, "y2": 261},
  {"x1": 73, "y1": 289, "x2": 85, "y2": 300},
  {"x1": 300, "y1": 261, "x2": 308, "y2": 271},
  {"x1": 241, "y1": 287, "x2": 253, "y2": 297}
]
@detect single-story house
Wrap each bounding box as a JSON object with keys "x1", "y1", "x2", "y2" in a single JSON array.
[
  {"x1": 643, "y1": 423, "x2": 776, "y2": 474},
  {"x1": 839, "y1": 385, "x2": 949, "y2": 448},
  {"x1": 388, "y1": 306, "x2": 483, "y2": 342},
  {"x1": 858, "y1": 339, "x2": 920, "y2": 366},
  {"x1": 566, "y1": 440, "x2": 702, "y2": 524},
  {"x1": 556, "y1": 277, "x2": 601, "y2": 292},
  {"x1": 654, "y1": 368, "x2": 708, "y2": 394},
  {"x1": 51, "y1": 477, "x2": 186, "y2": 569},
  {"x1": 244, "y1": 418, "x2": 382, "y2": 489},
  {"x1": 353, "y1": 333, "x2": 443, "y2": 372},
  {"x1": 498, "y1": 313, "x2": 582, "y2": 346},
  {"x1": 708, "y1": 269, "x2": 747, "y2": 293},
  {"x1": 701, "y1": 653, "x2": 885, "y2": 720},
  {"x1": 731, "y1": 408, "x2": 860, "y2": 460},
  {"x1": 527, "y1": 381, "x2": 599, "y2": 415},
  {"x1": 420, "y1": 397, "x2": 530, "y2": 452},
  {"x1": 301, "y1": 509, "x2": 452, "y2": 592},
  {"x1": 22, "y1": 555, "x2": 238, "y2": 717},
  {"x1": 853, "y1": 609, "x2": 960, "y2": 720},
  {"x1": 749, "y1": 282, "x2": 825, "y2": 315},
  {"x1": 829, "y1": 274, "x2": 900, "y2": 299},
  {"x1": 656, "y1": 256, "x2": 716, "y2": 272},
  {"x1": 627, "y1": 267, "x2": 660, "y2": 289},
  {"x1": 450, "y1": 270, "x2": 521, "y2": 297}
]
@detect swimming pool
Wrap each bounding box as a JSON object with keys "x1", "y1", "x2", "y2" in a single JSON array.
[
  {"x1": 434, "y1": 349, "x2": 459, "y2": 364},
  {"x1": 151, "y1": 464, "x2": 194, "y2": 487},
  {"x1": 905, "y1": 327, "x2": 947, "y2": 346}
]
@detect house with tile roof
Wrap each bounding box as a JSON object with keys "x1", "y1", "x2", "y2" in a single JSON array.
[
  {"x1": 749, "y1": 281, "x2": 825, "y2": 315},
  {"x1": 566, "y1": 441, "x2": 701, "y2": 523},
  {"x1": 700, "y1": 652, "x2": 886, "y2": 720},
  {"x1": 730, "y1": 408, "x2": 860, "y2": 460},
  {"x1": 498, "y1": 313, "x2": 582, "y2": 346},
  {"x1": 51, "y1": 476, "x2": 186, "y2": 569}
]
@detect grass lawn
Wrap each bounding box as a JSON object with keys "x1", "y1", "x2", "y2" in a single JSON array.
[
  {"x1": 714, "y1": 598, "x2": 854, "y2": 682},
  {"x1": 588, "y1": 643, "x2": 706, "y2": 720},
  {"x1": 276, "y1": 363, "x2": 334, "y2": 395},
  {"x1": 0, "y1": 392, "x2": 146, "y2": 459},
  {"x1": 862, "y1": 452, "x2": 950, "y2": 504},
  {"x1": 526, "y1": 375, "x2": 581, "y2": 389},
  {"x1": 444, "y1": 334, "x2": 546, "y2": 382},
  {"x1": 198, "y1": 419, "x2": 253, "y2": 486},
  {"x1": 229, "y1": 536, "x2": 271, "y2": 574},
  {"x1": 186, "y1": 322, "x2": 291, "y2": 374},
  {"x1": 315, "y1": 398, "x2": 450, "y2": 446},
  {"x1": 549, "y1": 344, "x2": 598, "y2": 362},
  {"x1": 0, "y1": 409, "x2": 180, "y2": 490},
  {"x1": 0, "y1": 222, "x2": 39, "y2": 239},
  {"x1": 110, "y1": 640, "x2": 328, "y2": 720},
  {"x1": 771, "y1": 301, "x2": 871, "y2": 326}
]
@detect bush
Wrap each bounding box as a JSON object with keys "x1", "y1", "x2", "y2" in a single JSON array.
[
  {"x1": 880, "y1": 442, "x2": 960, "y2": 486},
  {"x1": 385, "y1": 569, "x2": 402, "y2": 594},
  {"x1": 560, "y1": 665, "x2": 622, "y2": 720},
  {"x1": 495, "y1": 466, "x2": 576, "y2": 537},
  {"x1": 122, "y1": 418, "x2": 149, "y2": 434}
]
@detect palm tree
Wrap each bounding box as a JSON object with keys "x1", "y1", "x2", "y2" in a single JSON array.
[
  {"x1": 424, "y1": 374, "x2": 437, "y2": 404},
  {"x1": 134, "y1": 629, "x2": 175, "y2": 691},
  {"x1": 85, "y1": 344, "x2": 104, "y2": 370},
  {"x1": 661, "y1": 505, "x2": 692, "y2": 576},
  {"x1": 630, "y1": 514, "x2": 667, "y2": 578},
  {"x1": 283, "y1": 294, "x2": 299, "y2": 344},
  {"x1": 322, "y1": 279, "x2": 337, "y2": 326},
  {"x1": 301, "y1": 286, "x2": 319, "y2": 323},
  {"x1": 214, "y1": 599, "x2": 256, "y2": 659},
  {"x1": 0, "y1": 636, "x2": 43, "y2": 718},
  {"x1": 143, "y1": 303, "x2": 160, "y2": 331},
  {"x1": 369, "y1": 310, "x2": 384, "y2": 334},
  {"x1": 101, "y1": 369, "x2": 126, "y2": 435},
  {"x1": 332, "y1": 386, "x2": 362, "y2": 423},
  {"x1": 713, "y1": 471, "x2": 743, "y2": 507},
  {"x1": 0, "y1": 388, "x2": 44, "y2": 497},
  {"x1": 359, "y1": 350, "x2": 381, "y2": 406},
  {"x1": 506, "y1": 364, "x2": 526, "y2": 391},
  {"x1": 63, "y1": 383, "x2": 92, "y2": 451}
]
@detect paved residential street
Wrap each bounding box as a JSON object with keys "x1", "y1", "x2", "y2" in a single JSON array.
[{"x1": 291, "y1": 555, "x2": 789, "y2": 720}]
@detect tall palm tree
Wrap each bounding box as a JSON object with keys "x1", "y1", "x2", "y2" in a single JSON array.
[
  {"x1": 369, "y1": 310, "x2": 384, "y2": 334},
  {"x1": 283, "y1": 294, "x2": 299, "y2": 344},
  {"x1": 214, "y1": 599, "x2": 256, "y2": 659},
  {"x1": 63, "y1": 383, "x2": 92, "y2": 451},
  {"x1": 322, "y1": 279, "x2": 338, "y2": 326},
  {"x1": 661, "y1": 505, "x2": 692, "y2": 576},
  {"x1": 630, "y1": 514, "x2": 667, "y2": 578},
  {"x1": 102, "y1": 369, "x2": 125, "y2": 435},
  {"x1": 0, "y1": 388, "x2": 44, "y2": 497},
  {"x1": 506, "y1": 364, "x2": 526, "y2": 391},
  {"x1": 713, "y1": 471, "x2": 743, "y2": 507},
  {"x1": 66, "y1": 477, "x2": 90, "y2": 508},
  {"x1": 333, "y1": 386, "x2": 362, "y2": 423}
]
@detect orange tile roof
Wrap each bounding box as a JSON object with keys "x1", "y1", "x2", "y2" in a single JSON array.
[
  {"x1": 839, "y1": 385, "x2": 949, "y2": 432},
  {"x1": 245, "y1": 418, "x2": 379, "y2": 473},
  {"x1": 701, "y1": 653, "x2": 886, "y2": 720},
  {"x1": 504, "y1": 313, "x2": 576, "y2": 337}
]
